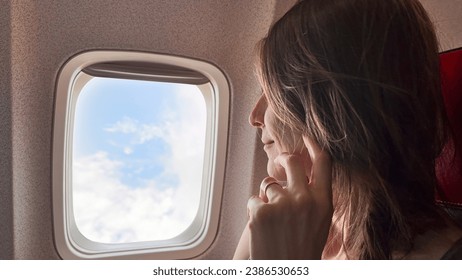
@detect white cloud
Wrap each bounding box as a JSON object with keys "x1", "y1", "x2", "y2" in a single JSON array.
[
  {"x1": 105, "y1": 117, "x2": 164, "y2": 147},
  {"x1": 105, "y1": 117, "x2": 138, "y2": 134},
  {"x1": 123, "y1": 147, "x2": 133, "y2": 155},
  {"x1": 73, "y1": 152, "x2": 187, "y2": 242},
  {"x1": 73, "y1": 84, "x2": 207, "y2": 244}
]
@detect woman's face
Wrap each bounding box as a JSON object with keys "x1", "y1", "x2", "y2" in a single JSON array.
[{"x1": 249, "y1": 94, "x2": 311, "y2": 181}]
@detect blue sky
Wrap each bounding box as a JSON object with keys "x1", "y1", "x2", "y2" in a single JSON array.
[
  {"x1": 72, "y1": 77, "x2": 207, "y2": 243},
  {"x1": 74, "y1": 78, "x2": 180, "y2": 188}
]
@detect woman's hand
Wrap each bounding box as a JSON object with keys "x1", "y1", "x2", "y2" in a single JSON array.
[{"x1": 246, "y1": 136, "x2": 333, "y2": 259}]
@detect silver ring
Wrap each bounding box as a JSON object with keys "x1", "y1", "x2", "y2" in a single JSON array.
[{"x1": 263, "y1": 180, "x2": 280, "y2": 196}]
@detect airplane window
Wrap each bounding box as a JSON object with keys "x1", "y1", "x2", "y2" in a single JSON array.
[
  {"x1": 53, "y1": 51, "x2": 228, "y2": 259},
  {"x1": 73, "y1": 77, "x2": 206, "y2": 243}
]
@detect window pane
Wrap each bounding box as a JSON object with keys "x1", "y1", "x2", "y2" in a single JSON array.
[{"x1": 72, "y1": 77, "x2": 207, "y2": 243}]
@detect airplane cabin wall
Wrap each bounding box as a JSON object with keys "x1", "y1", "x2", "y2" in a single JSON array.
[
  {"x1": 0, "y1": 0, "x2": 14, "y2": 260},
  {"x1": 421, "y1": 0, "x2": 462, "y2": 51},
  {"x1": 0, "y1": 0, "x2": 460, "y2": 260}
]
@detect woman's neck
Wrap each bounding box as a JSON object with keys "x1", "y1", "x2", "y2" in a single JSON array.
[{"x1": 322, "y1": 212, "x2": 349, "y2": 260}]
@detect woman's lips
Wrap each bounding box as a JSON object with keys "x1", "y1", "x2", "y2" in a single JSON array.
[{"x1": 263, "y1": 141, "x2": 275, "y2": 151}]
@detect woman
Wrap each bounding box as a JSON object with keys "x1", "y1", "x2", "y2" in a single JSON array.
[{"x1": 234, "y1": 0, "x2": 462, "y2": 259}]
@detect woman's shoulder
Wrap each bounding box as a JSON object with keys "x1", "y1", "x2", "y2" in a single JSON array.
[
  {"x1": 403, "y1": 225, "x2": 462, "y2": 260},
  {"x1": 440, "y1": 236, "x2": 462, "y2": 260}
]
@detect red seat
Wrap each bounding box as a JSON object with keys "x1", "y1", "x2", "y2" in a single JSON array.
[{"x1": 436, "y1": 48, "x2": 462, "y2": 210}]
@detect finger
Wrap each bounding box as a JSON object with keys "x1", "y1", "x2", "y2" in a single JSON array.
[
  {"x1": 274, "y1": 153, "x2": 309, "y2": 192},
  {"x1": 247, "y1": 195, "x2": 266, "y2": 218},
  {"x1": 259, "y1": 177, "x2": 278, "y2": 202},
  {"x1": 264, "y1": 181, "x2": 285, "y2": 202},
  {"x1": 302, "y1": 136, "x2": 332, "y2": 193}
]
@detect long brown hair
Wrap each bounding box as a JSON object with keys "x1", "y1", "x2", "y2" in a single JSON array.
[{"x1": 257, "y1": 0, "x2": 449, "y2": 259}]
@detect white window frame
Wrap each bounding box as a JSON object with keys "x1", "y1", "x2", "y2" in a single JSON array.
[{"x1": 53, "y1": 51, "x2": 229, "y2": 259}]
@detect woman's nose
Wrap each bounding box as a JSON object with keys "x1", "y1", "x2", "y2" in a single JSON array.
[{"x1": 249, "y1": 95, "x2": 266, "y2": 127}]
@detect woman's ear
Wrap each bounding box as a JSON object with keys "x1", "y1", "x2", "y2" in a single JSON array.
[
  {"x1": 299, "y1": 137, "x2": 313, "y2": 178},
  {"x1": 302, "y1": 135, "x2": 333, "y2": 186},
  {"x1": 302, "y1": 135, "x2": 320, "y2": 179}
]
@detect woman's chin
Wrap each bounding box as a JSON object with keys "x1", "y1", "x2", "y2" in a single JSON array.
[{"x1": 267, "y1": 163, "x2": 287, "y2": 181}]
